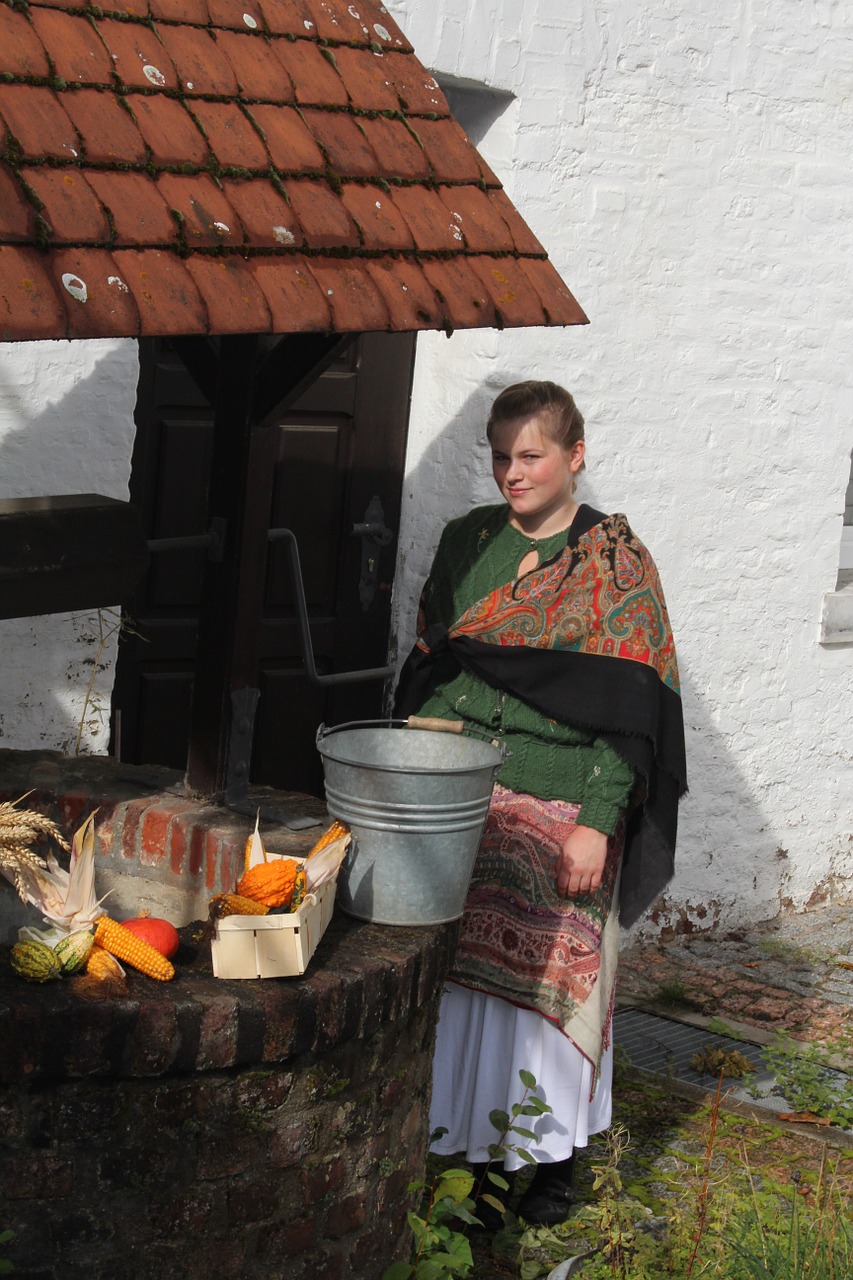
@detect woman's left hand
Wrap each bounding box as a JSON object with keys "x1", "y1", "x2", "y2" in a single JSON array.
[{"x1": 557, "y1": 824, "x2": 608, "y2": 897}]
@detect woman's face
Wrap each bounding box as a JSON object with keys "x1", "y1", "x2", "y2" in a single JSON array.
[{"x1": 490, "y1": 413, "x2": 585, "y2": 529}]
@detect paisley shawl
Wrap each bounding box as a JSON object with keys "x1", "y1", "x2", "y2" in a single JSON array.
[{"x1": 397, "y1": 505, "x2": 688, "y2": 926}]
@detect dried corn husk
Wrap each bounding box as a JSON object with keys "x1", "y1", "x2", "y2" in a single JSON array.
[
  {"x1": 15, "y1": 812, "x2": 111, "y2": 946},
  {"x1": 304, "y1": 830, "x2": 350, "y2": 893}
]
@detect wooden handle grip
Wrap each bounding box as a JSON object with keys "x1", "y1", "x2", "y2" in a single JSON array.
[{"x1": 406, "y1": 715, "x2": 465, "y2": 735}]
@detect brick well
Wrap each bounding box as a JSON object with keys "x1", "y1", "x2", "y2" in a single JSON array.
[{"x1": 0, "y1": 750, "x2": 457, "y2": 1279}]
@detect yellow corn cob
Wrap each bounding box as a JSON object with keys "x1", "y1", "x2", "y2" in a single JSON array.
[
  {"x1": 208, "y1": 892, "x2": 269, "y2": 920},
  {"x1": 307, "y1": 819, "x2": 349, "y2": 859},
  {"x1": 85, "y1": 944, "x2": 126, "y2": 982},
  {"x1": 93, "y1": 916, "x2": 175, "y2": 981}
]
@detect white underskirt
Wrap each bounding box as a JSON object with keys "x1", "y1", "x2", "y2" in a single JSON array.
[{"x1": 429, "y1": 983, "x2": 613, "y2": 1170}]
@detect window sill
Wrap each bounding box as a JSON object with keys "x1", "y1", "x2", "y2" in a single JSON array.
[{"x1": 819, "y1": 583, "x2": 853, "y2": 645}]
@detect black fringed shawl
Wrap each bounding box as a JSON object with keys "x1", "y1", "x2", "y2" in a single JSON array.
[{"x1": 396, "y1": 505, "x2": 688, "y2": 927}]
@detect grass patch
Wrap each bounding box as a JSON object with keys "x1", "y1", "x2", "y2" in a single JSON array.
[{"x1": 447, "y1": 1056, "x2": 853, "y2": 1278}]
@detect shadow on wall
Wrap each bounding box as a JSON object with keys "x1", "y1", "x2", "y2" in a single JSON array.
[
  {"x1": 0, "y1": 341, "x2": 138, "y2": 755},
  {"x1": 391, "y1": 380, "x2": 793, "y2": 932}
]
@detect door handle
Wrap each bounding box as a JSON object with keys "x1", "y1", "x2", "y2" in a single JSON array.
[{"x1": 351, "y1": 494, "x2": 394, "y2": 611}]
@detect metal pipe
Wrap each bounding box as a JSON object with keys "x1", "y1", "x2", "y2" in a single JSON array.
[{"x1": 267, "y1": 527, "x2": 395, "y2": 686}]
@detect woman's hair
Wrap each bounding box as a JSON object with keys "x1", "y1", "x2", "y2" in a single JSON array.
[{"x1": 486, "y1": 381, "x2": 585, "y2": 465}]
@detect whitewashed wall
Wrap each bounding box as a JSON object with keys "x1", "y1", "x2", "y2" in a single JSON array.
[
  {"x1": 0, "y1": 340, "x2": 138, "y2": 754},
  {"x1": 386, "y1": 0, "x2": 853, "y2": 929}
]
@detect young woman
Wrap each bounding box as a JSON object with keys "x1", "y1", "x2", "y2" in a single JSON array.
[{"x1": 396, "y1": 381, "x2": 687, "y2": 1226}]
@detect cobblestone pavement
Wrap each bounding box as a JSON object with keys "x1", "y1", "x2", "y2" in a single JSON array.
[{"x1": 617, "y1": 902, "x2": 853, "y2": 1049}]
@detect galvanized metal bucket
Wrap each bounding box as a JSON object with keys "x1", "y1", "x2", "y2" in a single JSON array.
[{"x1": 316, "y1": 718, "x2": 506, "y2": 926}]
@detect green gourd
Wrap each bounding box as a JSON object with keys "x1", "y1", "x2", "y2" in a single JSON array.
[
  {"x1": 54, "y1": 930, "x2": 95, "y2": 975},
  {"x1": 10, "y1": 940, "x2": 62, "y2": 983}
]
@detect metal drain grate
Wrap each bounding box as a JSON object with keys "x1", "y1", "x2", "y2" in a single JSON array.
[{"x1": 614, "y1": 1008, "x2": 852, "y2": 1131}]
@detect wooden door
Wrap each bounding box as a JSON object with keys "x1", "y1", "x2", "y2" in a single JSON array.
[{"x1": 112, "y1": 332, "x2": 415, "y2": 796}]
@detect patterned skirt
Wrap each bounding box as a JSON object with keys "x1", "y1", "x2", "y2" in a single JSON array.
[{"x1": 449, "y1": 784, "x2": 623, "y2": 1066}]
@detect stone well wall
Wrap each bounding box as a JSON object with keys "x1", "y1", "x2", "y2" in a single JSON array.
[{"x1": 0, "y1": 750, "x2": 457, "y2": 1280}]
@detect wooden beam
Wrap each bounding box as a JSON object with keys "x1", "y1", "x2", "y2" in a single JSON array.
[
  {"x1": 170, "y1": 335, "x2": 219, "y2": 406},
  {"x1": 255, "y1": 333, "x2": 356, "y2": 425}
]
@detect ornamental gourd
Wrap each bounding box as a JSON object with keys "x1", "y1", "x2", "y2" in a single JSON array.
[
  {"x1": 121, "y1": 915, "x2": 180, "y2": 959},
  {"x1": 11, "y1": 939, "x2": 62, "y2": 982},
  {"x1": 236, "y1": 857, "x2": 300, "y2": 909},
  {"x1": 54, "y1": 929, "x2": 95, "y2": 974}
]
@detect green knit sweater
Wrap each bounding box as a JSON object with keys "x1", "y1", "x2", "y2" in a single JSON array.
[{"x1": 414, "y1": 504, "x2": 636, "y2": 837}]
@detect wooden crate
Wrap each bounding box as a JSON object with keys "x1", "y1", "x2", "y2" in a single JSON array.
[{"x1": 211, "y1": 877, "x2": 337, "y2": 979}]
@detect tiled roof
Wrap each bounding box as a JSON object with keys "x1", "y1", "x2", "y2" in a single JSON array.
[{"x1": 0, "y1": 0, "x2": 587, "y2": 339}]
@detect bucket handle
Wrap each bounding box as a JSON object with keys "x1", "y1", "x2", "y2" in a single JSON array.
[{"x1": 405, "y1": 715, "x2": 464, "y2": 735}]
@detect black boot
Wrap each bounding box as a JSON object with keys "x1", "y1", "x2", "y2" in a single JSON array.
[
  {"x1": 469, "y1": 1161, "x2": 514, "y2": 1232},
  {"x1": 517, "y1": 1154, "x2": 577, "y2": 1225}
]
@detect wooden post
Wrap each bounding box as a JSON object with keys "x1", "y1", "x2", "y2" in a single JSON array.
[{"x1": 183, "y1": 334, "x2": 273, "y2": 797}]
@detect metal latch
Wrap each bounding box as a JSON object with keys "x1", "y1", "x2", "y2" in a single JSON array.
[{"x1": 351, "y1": 495, "x2": 393, "y2": 611}]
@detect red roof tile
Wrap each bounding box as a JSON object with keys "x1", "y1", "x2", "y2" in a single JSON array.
[
  {"x1": 381, "y1": 53, "x2": 450, "y2": 115},
  {"x1": 305, "y1": 257, "x2": 389, "y2": 331},
  {"x1": 437, "y1": 186, "x2": 515, "y2": 253},
  {"x1": 331, "y1": 45, "x2": 403, "y2": 112},
  {"x1": 487, "y1": 188, "x2": 546, "y2": 255},
  {"x1": 154, "y1": 24, "x2": 241, "y2": 97},
  {"x1": 60, "y1": 90, "x2": 148, "y2": 167},
  {"x1": 413, "y1": 117, "x2": 487, "y2": 184},
  {"x1": 357, "y1": 116, "x2": 431, "y2": 180},
  {"x1": 248, "y1": 254, "x2": 331, "y2": 330},
  {"x1": 111, "y1": 249, "x2": 207, "y2": 335},
  {"x1": 215, "y1": 29, "x2": 295, "y2": 101},
  {"x1": 51, "y1": 249, "x2": 141, "y2": 338},
  {"x1": 468, "y1": 256, "x2": 548, "y2": 328},
  {"x1": 300, "y1": 109, "x2": 379, "y2": 179},
  {"x1": 242, "y1": 104, "x2": 325, "y2": 174},
  {"x1": 517, "y1": 257, "x2": 588, "y2": 326},
  {"x1": 155, "y1": 173, "x2": 242, "y2": 249},
  {"x1": 0, "y1": 164, "x2": 36, "y2": 242},
  {"x1": 189, "y1": 102, "x2": 270, "y2": 172},
  {"x1": 148, "y1": 0, "x2": 209, "y2": 23},
  {"x1": 0, "y1": 6, "x2": 51, "y2": 79},
  {"x1": 220, "y1": 178, "x2": 304, "y2": 249},
  {"x1": 0, "y1": 246, "x2": 66, "y2": 341},
  {"x1": 391, "y1": 185, "x2": 470, "y2": 252},
  {"x1": 0, "y1": 0, "x2": 586, "y2": 339},
  {"x1": 420, "y1": 256, "x2": 494, "y2": 330},
  {"x1": 29, "y1": 8, "x2": 114, "y2": 85},
  {"x1": 128, "y1": 95, "x2": 211, "y2": 169},
  {"x1": 85, "y1": 170, "x2": 177, "y2": 247},
  {"x1": 0, "y1": 85, "x2": 79, "y2": 162},
  {"x1": 338, "y1": 185, "x2": 414, "y2": 251},
  {"x1": 20, "y1": 167, "x2": 112, "y2": 245},
  {"x1": 96, "y1": 18, "x2": 180, "y2": 93},
  {"x1": 271, "y1": 38, "x2": 350, "y2": 107},
  {"x1": 355, "y1": 5, "x2": 412, "y2": 52},
  {"x1": 184, "y1": 256, "x2": 272, "y2": 333},
  {"x1": 205, "y1": 0, "x2": 266, "y2": 33},
  {"x1": 365, "y1": 258, "x2": 443, "y2": 330},
  {"x1": 255, "y1": 0, "x2": 318, "y2": 38},
  {"x1": 306, "y1": 0, "x2": 378, "y2": 43},
  {"x1": 279, "y1": 178, "x2": 360, "y2": 249}
]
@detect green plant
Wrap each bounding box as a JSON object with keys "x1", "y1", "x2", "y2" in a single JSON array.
[
  {"x1": 706, "y1": 1016, "x2": 743, "y2": 1040},
  {"x1": 0, "y1": 1227, "x2": 13, "y2": 1275},
  {"x1": 383, "y1": 1070, "x2": 553, "y2": 1280},
  {"x1": 758, "y1": 1032, "x2": 853, "y2": 1129},
  {"x1": 653, "y1": 977, "x2": 703, "y2": 1010}
]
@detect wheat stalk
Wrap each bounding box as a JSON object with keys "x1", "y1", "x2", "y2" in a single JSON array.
[{"x1": 0, "y1": 793, "x2": 70, "y2": 901}]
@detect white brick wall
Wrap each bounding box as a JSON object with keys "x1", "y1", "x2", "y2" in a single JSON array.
[
  {"x1": 0, "y1": 340, "x2": 138, "y2": 754},
  {"x1": 386, "y1": 0, "x2": 853, "y2": 928}
]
